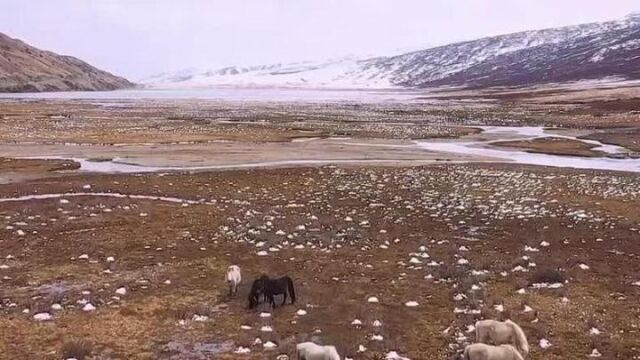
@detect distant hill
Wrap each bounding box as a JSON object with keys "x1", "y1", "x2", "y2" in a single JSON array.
[
  {"x1": 145, "y1": 13, "x2": 640, "y2": 89},
  {"x1": 0, "y1": 32, "x2": 133, "y2": 92}
]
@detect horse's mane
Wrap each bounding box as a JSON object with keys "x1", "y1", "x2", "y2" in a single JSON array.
[{"x1": 505, "y1": 320, "x2": 529, "y2": 356}]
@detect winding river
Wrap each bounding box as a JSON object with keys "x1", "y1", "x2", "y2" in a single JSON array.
[
  {"x1": 416, "y1": 126, "x2": 640, "y2": 173},
  {"x1": 14, "y1": 126, "x2": 640, "y2": 174}
]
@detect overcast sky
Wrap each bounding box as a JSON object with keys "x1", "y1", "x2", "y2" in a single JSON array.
[{"x1": 2, "y1": 0, "x2": 638, "y2": 79}]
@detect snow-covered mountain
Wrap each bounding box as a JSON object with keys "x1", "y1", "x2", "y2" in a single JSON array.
[
  {"x1": 141, "y1": 57, "x2": 394, "y2": 89},
  {"x1": 144, "y1": 13, "x2": 640, "y2": 89}
]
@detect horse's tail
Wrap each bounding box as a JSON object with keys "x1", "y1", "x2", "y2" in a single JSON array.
[
  {"x1": 286, "y1": 276, "x2": 296, "y2": 303},
  {"x1": 506, "y1": 320, "x2": 529, "y2": 357}
]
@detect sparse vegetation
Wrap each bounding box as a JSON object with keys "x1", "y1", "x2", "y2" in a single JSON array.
[
  {"x1": 0, "y1": 98, "x2": 639, "y2": 359},
  {"x1": 61, "y1": 341, "x2": 93, "y2": 360}
]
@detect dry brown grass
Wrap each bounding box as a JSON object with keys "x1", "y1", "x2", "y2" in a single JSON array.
[{"x1": 0, "y1": 164, "x2": 638, "y2": 359}]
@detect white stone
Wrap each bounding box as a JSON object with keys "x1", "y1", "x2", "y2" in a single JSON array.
[
  {"x1": 33, "y1": 312, "x2": 52, "y2": 321},
  {"x1": 539, "y1": 338, "x2": 552, "y2": 349},
  {"x1": 263, "y1": 341, "x2": 277, "y2": 349},
  {"x1": 386, "y1": 351, "x2": 411, "y2": 360}
]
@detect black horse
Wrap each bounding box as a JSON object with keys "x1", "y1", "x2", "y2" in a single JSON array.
[{"x1": 248, "y1": 275, "x2": 296, "y2": 309}]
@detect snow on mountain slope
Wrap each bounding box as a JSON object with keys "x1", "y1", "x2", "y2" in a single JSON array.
[
  {"x1": 142, "y1": 58, "x2": 394, "y2": 89},
  {"x1": 144, "y1": 13, "x2": 640, "y2": 89}
]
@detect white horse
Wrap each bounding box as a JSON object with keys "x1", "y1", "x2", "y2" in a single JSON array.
[
  {"x1": 225, "y1": 265, "x2": 241, "y2": 297},
  {"x1": 475, "y1": 319, "x2": 529, "y2": 357},
  {"x1": 296, "y1": 342, "x2": 341, "y2": 360},
  {"x1": 463, "y1": 344, "x2": 524, "y2": 360}
]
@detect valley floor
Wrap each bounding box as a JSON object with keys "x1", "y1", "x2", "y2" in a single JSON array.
[
  {"x1": 0, "y1": 164, "x2": 639, "y2": 359},
  {"x1": 0, "y1": 90, "x2": 639, "y2": 359}
]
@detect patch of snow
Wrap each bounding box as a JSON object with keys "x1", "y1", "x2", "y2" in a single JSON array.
[
  {"x1": 192, "y1": 314, "x2": 209, "y2": 322},
  {"x1": 531, "y1": 282, "x2": 564, "y2": 289},
  {"x1": 235, "y1": 346, "x2": 251, "y2": 354}
]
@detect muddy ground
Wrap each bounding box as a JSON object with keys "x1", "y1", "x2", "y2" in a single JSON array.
[
  {"x1": 490, "y1": 137, "x2": 605, "y2": 157},
  {"x1": 580, "y1": 128, "x2": 640, "y2": 153}
]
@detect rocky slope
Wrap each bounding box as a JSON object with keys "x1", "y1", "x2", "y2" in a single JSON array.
[
  {"x1": 0, "y1": 32, "x2": 133, "y2": 92},
  {"x1": 145, "y1": 13, "x2": 640, "y2": 89}
]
